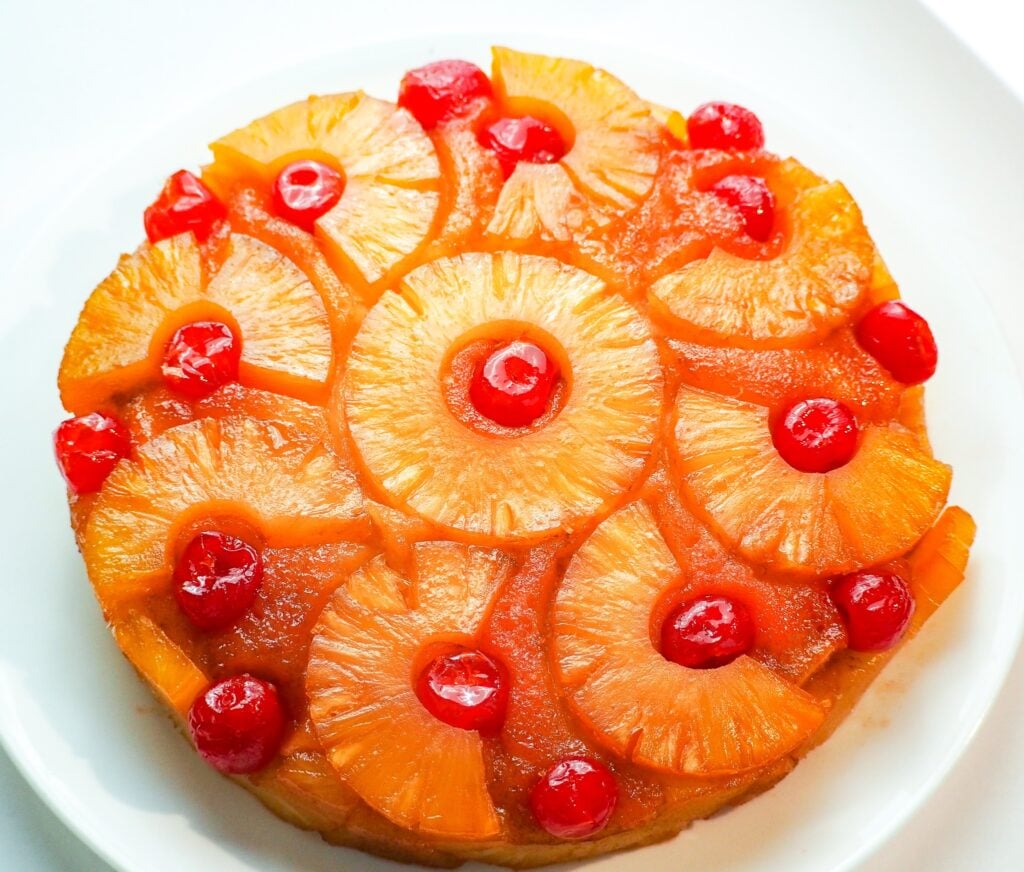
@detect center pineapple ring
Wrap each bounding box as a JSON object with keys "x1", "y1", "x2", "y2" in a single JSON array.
[{"x1": 342, "y1": 251, "x2": 664, "y2": 541}]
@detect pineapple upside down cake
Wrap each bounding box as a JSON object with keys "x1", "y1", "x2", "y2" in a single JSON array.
[{"x1": 55, "y1": 47, "x2": 974, "y2": 868}]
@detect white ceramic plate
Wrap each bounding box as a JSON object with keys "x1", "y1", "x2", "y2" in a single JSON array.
[{"x1": 2, "y1": 25, "x2": 1024, "y2": 872}]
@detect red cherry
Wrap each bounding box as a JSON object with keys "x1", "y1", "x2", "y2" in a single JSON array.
[
  {"x1": 54, "y1": 413, "x2": 131, "y2": 495},
  {"x1": 772, "y1": 397, "x2": 859, "y2": 473},
  {"x1": 187, "y1": 675, "x2": 286, "y2": 774},
  {"x1": 415, "y1": 649, "x2": 509, "y2": 737},
  {"x1": 468, "y1": 340, "x2": 560, "y2": 428},
  {"x1": 709, "y1": 175, "x2": 775, "y2": 241},
  {"x1": 144, "y1": 170, "x2": 226, "y2": 243},
  {"x1": 855, "y1": 301, "x2": 938, "y2": 385},
  {"x1": 398, "y1": 59, "x2": 492, "y2": 129},
  {"x1": 271, "y1": 160, "x2": 345, "y2": 232},
  {"x1": 173, "y1": 531, "x2": 264, "y2": 631},
  {"x1": 687, "y1": 102, "x2": 765, "y2": 151},
  {"x1": 478, "y1": 117, "x2": 567, "y2": 178},
  {"x1": 660, "y1": 594, "x2": 756, "y2": 669},
  {"x1": 530, "y1": 757, "x2": 618, "y2": 840},
  {"x1": 830, "y1": 570, "x2": 915, "y2": 652},
  {"x1": 161, "y1": 321, "x2": 240, "y2": 399}
]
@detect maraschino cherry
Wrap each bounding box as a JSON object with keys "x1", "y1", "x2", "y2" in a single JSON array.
[
  {"x1": 855, "y1": 301, "x2": 938, "y2": 385},
  {"x1": 478, "y1": 117, "x2": 567, "y2": 178},
  {"x1": 54, "y1": 412, "x2": 131, "y2": 495},
  {"x1": 469, "y1": 340, "x2": 560, "y2": 428},
  {"x1": 398, "y1": 60, "x2": 492, "y2": 128},
  {"x1": 187, "y1": 675, "x2": 286, "y2": 774},
  {"x1": 161, "y1": 321, "x2": 240, "y2": 399},
  {"x1": 661, "y1": 594, "x2": 756, "y2": 669},
  {"x1": 272, "y1": 159, "x2": 344, "y2": 232},
  {"x1": 830, "y1": 570, "x2": 915, "y2": 652},
  {"x1": 530, "y1": 757, "x2": 618, "y2": 840},
  {"x1": 174, "y1": 531, "x2": 264, "y2": 631},
  {"x1": 144, "y1": 170, "x2": 226, "y2": 243},
  {"x1": 415, "y1": 649, "x2": 509, "y2": 736},
  {"x1": 772, "y1": 397, "x2": 859, "y2": 473},
  {"x1": 710, "y1": 175, "x2": 775, "y2": 241},
  {"x1": 687, "y1": 102, "x2": 765, "y2": 151}
]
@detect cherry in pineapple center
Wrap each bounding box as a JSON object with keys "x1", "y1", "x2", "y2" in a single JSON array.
[
  {"x1": 470, "y1": 340, "x2": 561, "y2": 427},
  {"x1": 444, "y1": 333, "x2": 566, "y2": 432}
]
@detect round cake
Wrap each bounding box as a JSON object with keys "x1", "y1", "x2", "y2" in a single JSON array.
[{"x1": 54, "y1": 47, "x2": 975, "y2": 868}]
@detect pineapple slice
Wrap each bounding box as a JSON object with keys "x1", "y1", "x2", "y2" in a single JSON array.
[
  {"x1": 650, "y1": 159, "x2": 873, "y2": 348},
  {"x1": 112, "y1": 611, "x2": 208, "y2": 715},
  {"x1": 553, "y1": 501, "x2": 825, "y2": 776},
  {"x1": 205, "y1": 93, "x2": 440, "y2": 287},
  {"x1": 343, "y1": 251, "x2": 663, "y2": 541},
  {"x1": 671, "y1": 386, "x2": 951, "y2": 576},
  {"x1": 487, "y1": 47, "x2": 661, "y2": 240},
  {"x1": 81, "y1": 416, "x2": 365, "y2": 611},
  {"x1": 59, "y1": 233, "x2": 333, "y2": 413},
  {"x1": 306, "y1": 543, "x2": 512, "y2": 839}
]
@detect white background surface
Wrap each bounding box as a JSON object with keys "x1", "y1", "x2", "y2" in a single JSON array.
[{"x1": 1, "y1": 1, "x2": 1022, "y2": 869}]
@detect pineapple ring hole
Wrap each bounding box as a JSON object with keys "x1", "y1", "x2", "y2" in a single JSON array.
[
  {"x1": 267, "y1": 149, "x2": 346, "y2": 183},
  {"x1": 148, "y1": 300, "x2": 244, "y2": 370},
  {"x1": 167, "y1": 502, "x2": 265, "y2": 572},
  {"x1": 689, "y1": 157, "x2": 789, "y2": 263},
  {"x1": 765, "y1": 395, "x2": 863, "y2": 471},
  {"x1": 648, "y1": 581, "x2": 759, "y2": 660},
  {"x1": 440, "y1": 322, "x2": 572, "y2": 438},
  {"x1": 480, "y1": 96, "x2": 577, "y2": 156},
  {"x1": 221, "y1": 148, "x2": 348, "y2": 193}
]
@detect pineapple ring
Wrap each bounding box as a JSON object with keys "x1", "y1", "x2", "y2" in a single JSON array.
[
  {"x1": 671, "y1": 386, "x2": 952, "y2": 576},
  {"x1": 306, "y1": 543, "x2": 512, "y2": 839},
  {"x1": 58, "y1": 233, "x2": 334, "y2": 413},
  {"x1": 553, "y1": 501, "x2": 826, "y2": 776},
  {"x1": 205, "y1": 92, "x2": 441, "y2": 286},
  {"x1": 486, "y1": 47, "x2": 662, "y2": 240},
  {"x1": 81, "y1": 416, "x2": 365, "y2": 611},
  {"x1": 649, "y1": 159, "x2": 874, "y2": 348},
  {"x1": 342, "y1": 251, "x2": 664, "y2": 541}
]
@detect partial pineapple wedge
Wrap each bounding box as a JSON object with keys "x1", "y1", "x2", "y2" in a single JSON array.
[
  {"x1": 306, "y1": 544, "x2": 512, "y2": 839},
  {"x1": 59, "y1": 233, "x2": 333, "y2": 412},
  {"x1": 671, "y1": 386, "x2": 951, "y2": 576},
  {"x1": 907, "y1": 505, "x2": 976, "y2": 612},
  {"x1": 205, "y1": 93, "x2": 440, "y2": 287},
  {"x1": 554, "y1": 501, "x2": 825, "y2": 776},
  {"x1": 650, "y1": 159, "x2": 873, "y2": 348},
  {"x1": 112, "y1": 611, "x2": 208, "y2": 715},
  {"x1": 487, "y1": 47, "x2": 661, "y2": 240},
  {"x1": 81, "y1": 416, "x2": 365, "y2": 611},
  {"x1": 343, "y1": 251, "x2": 663, "y2": 542}
]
